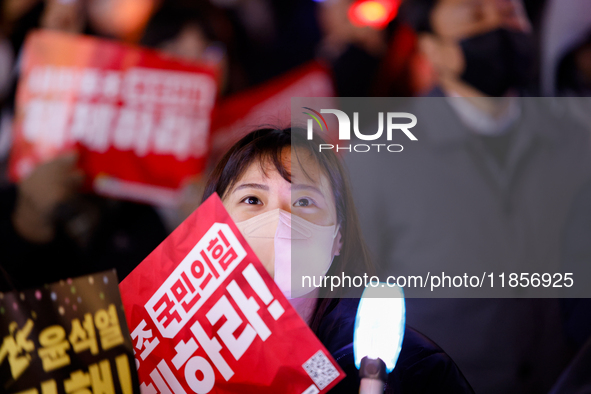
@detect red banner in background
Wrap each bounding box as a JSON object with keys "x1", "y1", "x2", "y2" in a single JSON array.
[
  {"x1": 119, "y1": 194, "x2": 345, "y2": 393},
  {"x1": 9, "y1": 30, "x2": 218, "y2": 206},
  {"x1": 210, "y1": 61, "x2": 336, "y2": 161}
]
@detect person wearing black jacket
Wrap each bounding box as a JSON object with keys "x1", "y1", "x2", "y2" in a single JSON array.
[
  {"x1": 319, "y1": 298, "x2": 474, "y2": 394},
  {"x1": 0, "y1": 153, "x2": 167, "y2": 291}
]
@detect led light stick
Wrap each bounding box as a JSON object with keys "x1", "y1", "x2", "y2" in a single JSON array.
[{"x1": 354, "y1": 284, "x2": 405, "y2": 394}]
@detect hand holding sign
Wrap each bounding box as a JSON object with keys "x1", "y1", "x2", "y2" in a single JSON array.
[
  {"x1": 119, "y1": 194, "x2": 345, "y2": 393},
  {"x1": 10, "y1": 30, "x2": 218, "y2": 207},
  {"x1": 13, "y1": 152, "x2": 84, "y2": 243}
]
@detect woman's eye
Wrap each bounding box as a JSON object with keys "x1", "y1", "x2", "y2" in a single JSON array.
[
  {"x1": 242, "y1": 196, "x2": 261, "y2": 205},
  {"x1": 294, "y1": 198, "x2": 311, "y2": 207}
]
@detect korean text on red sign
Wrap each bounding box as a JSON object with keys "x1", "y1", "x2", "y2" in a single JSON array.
[
  {"x1": 10, "y1": 30, "x2": 218, "y2": 206},
  {"x1": 0, "y1": 271, "x2": 140, "y2": 394},
  {"x1": 119, "y1": 194, "x2": 344, "y2": 393}
]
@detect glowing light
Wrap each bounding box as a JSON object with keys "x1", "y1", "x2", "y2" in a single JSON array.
[
  {"x1": 348, "y1": 0, "x2": 399, "y2": 29},
  {"x1": 353, "y1": 284, "x2": 405, "y2": 373},
  {"x1": 360, "y1": 2, "x2": 386, "y2": 22}
]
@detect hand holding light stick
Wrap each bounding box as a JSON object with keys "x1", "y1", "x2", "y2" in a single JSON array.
[{"x1": 354, "y1": 284, "x2": 405, "y2": 394}]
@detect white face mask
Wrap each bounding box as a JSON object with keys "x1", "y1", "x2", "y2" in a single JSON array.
[{"x1": 235, "y1": 209, "x2": 340, "y2": 298}]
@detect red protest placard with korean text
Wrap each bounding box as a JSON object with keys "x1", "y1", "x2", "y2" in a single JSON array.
[
  {"x1": 119, "y1": 194, "x2": 345, "y2": 393},
  {"x1": 9, "y1": 30, "x2": 217, "y2": 206}
]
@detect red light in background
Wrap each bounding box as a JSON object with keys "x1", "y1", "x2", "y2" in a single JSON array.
[{"x1": 348, "y1": 0, "x2": 400, "y2": 29}]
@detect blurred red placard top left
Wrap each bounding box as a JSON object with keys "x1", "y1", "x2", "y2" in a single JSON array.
[{"x1": 9, "y1": 29, "x2": 218, "y2": 207}]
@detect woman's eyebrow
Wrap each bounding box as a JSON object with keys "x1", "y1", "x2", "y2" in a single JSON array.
[
  {"x1": 291, "y1": 183, "x2": 324, "y2": 196},
  {"x1": 231, "y1": 183, "x2": 269, "y2": 194}
]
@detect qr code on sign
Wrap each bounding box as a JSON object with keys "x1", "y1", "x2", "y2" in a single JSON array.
[{"x1": 302, "y1": 350, "x2": 340, "y2": 390}]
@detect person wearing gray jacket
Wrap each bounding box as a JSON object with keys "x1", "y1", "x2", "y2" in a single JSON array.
[{"x1": 344, "y1": 0, "x2": 591, "y2": 392}]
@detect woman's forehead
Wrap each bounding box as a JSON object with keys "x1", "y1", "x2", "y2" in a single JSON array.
[
  {"x1": 291, "y1": 150, "x2": 328, "y2": 186},
  {"x1": 235, "y1": 148, "x2": 331, "y2": 190}
]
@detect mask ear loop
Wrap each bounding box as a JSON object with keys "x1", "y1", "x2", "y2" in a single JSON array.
[
  {"x1": 332, "y1": 223, "x2": 343, "y2": 257},
  {"x1": 333, "y1": 223, "x2": 341, "y2": 238}
]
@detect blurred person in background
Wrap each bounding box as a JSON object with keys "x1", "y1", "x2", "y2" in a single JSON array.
[
  {"x1": 541, "y1": 0, "x2": 591, "y2": 97},
  {"x1": 2, "y1": 0, "x2": 158, "y2": 49},
  {"x1": 404, "y1": 0, "x2": 535, "y2": 97},
  {"x1": 0, "y1": 0, "x2": 169, "y2": 291},
  {"x1": 40, "y1": 0, "x2": 86, "y2": 34},
  {"x1": 557, "y1": 171, "x2": 591, "y2": 393},
  {"x1": 541, "y1": 1, "x2": 591, "y2": 387},
  {"x1": 140, "y1": 1, "x2": 231, "y2": 94},
  {"x1": 316, "y1": 0, "x2": 431, "y2": 96},
  {"x1": 0, "y1": 0, "x2": 83, "y2": 186},
  {"x1": 540, "y1": 0, "x2": 591, "y2": 127},
  {"x1": 86, "y1": 0, "x2": 159, "y2": 42},
  {"x1": 138, "y1": 1, "x2": 236, "y2": 231},
  {"x1": 0, "y1": 0, "x2": 159, "y2": 185},
  {"x1": 316, "y1": 0, "x2": 389, "y2": 96},
  {"x1": 0, "y1": 4, "x2": 14, "y2": 103},
  {"x1": 213, "y1": 0, "x2": 321, "y2": 90},
  {"x1": 345, "y1": 0, "x2": 591, "y2": 392},
  {"x1": 2, "y1": 0, "x2": 44, "y2": 53},
  {"x1": 0, "y1": 150, "x2": 168, "y2": 291},
  {"x1": 0, "y1": 0, "x2": 17, "y2": 186}
]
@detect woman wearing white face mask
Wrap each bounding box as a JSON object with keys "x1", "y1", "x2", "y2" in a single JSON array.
[{"x1": 201, "y1": 128, "x2": 474, "y2": 393}]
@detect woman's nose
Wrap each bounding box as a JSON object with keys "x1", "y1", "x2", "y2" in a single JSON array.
[
  {"x1": 267, "y1": 194, "x2": 291, "y2": 214},
  {"x1": 280, "y1": 202, "x2": 292, "y2": 214},
  {"x1": 277, "y1": 201, "x2": 291, "y2": 214}
]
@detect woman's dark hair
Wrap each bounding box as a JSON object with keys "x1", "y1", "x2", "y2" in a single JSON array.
[{"x1": 202, "y1": 127, "x2": 375, "y2": 333}]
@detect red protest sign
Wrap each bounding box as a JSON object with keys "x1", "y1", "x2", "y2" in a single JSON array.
[
  {"x1": 119, "y1": 194, "x2": 345, "y2": 393},
  {"x1": 9, "y1": 30, "x2": 217, "y2": 206},
  {"x1": 209, "y1": 61, "x2": 336, "y2": 161}
]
